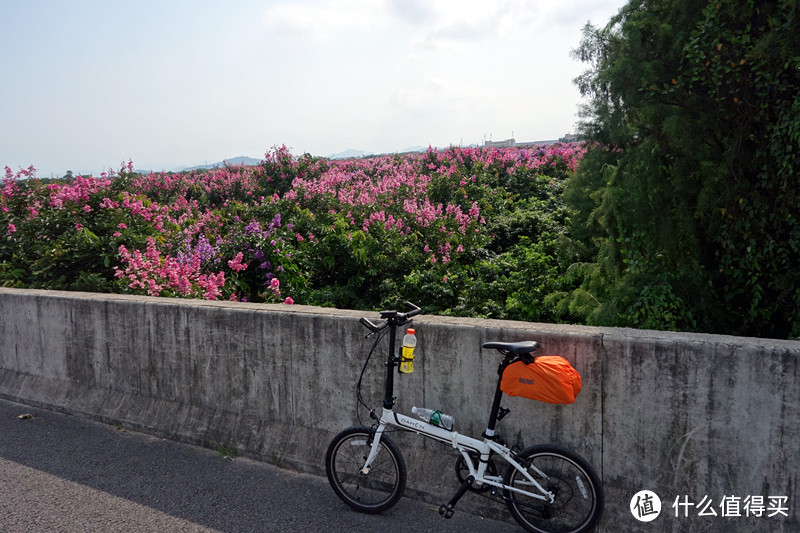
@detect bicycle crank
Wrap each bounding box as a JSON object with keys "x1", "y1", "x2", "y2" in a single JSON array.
[{"x1": 454, "y1": 453, "x2": 498, "y2": 493}]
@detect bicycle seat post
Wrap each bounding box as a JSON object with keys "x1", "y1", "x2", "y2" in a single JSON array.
[{"x1": 484, "y1": 370, "x2": 506, "y2": 438}]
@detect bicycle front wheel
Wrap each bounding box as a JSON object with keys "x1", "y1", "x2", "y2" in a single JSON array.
[
  {"x1": 325, "y1": 426, "x2": 407, "y2": 514},
  {"x1": 503, "y1": 444, "x2": 603, "y2": 533}
]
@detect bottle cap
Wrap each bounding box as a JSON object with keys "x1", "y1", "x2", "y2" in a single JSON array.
[{"x1": 406, "y1": 328, "x2": 415, "y2": 334}]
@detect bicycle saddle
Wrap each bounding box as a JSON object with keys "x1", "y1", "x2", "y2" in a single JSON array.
[{"x1": 482, "y1": 341, "x2": 539, "y2": 355}]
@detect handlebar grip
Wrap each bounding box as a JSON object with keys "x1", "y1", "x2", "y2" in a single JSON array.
[
  {"x1": 404, "y1": 301, "x2": 422, "y2": 318},
  {"x1": 360, "y1": 317, "x2": 379, "y2": 332}
]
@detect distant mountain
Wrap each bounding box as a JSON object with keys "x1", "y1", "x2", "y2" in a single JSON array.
[
  {"x1": 328, "y1": 146, "x2": 433, "y2": 159},
  {"x1": 134, "y1": 139, "x2": 563, "y2": 175},
  {"x1": 327, "y1": 145, "x2": 484, "y2": 160},
  {"x1": 178, "y1": 156, "x2": 262, "y2": 172},
  {"x1": 398, "y1": 145, "x2": 427, "y2": 154},
  {"x1": 328, "y1": 148, "x2": 374, "y2": 160},
  {"x1": 133, "y1": 156, "x2": 262, "y2": 175}
]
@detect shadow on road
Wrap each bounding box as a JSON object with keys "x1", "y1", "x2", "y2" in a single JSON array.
[{"x1": 0, "y1": 398, "x2": 518, "y2": 533}]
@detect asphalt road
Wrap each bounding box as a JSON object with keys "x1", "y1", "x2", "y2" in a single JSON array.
[{"x1": 0, "y1": 398, "x2": 519, "y2": 533}]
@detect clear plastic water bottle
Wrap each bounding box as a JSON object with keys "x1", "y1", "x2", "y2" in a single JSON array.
[
  {"x1": 411, "y1": 406, "x2": 454, "y2": 431},
  {"x1": 399, "y1": 328, "x2": 416, "y2": 374}
]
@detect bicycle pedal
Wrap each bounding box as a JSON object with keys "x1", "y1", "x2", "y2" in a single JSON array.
[{"x1": 438, "y1": 504, "x2": 455, "y2": 519}]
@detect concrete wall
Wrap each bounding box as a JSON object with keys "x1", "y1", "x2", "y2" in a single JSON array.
[{"x1": 0, "y1": 287, "x2": 797, "y2": 532}]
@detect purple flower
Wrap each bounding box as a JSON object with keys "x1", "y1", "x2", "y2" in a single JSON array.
[
  {"x1": 269, "y1": 213, "x2": 281, "y2": 229},
  {"x1": 244, "y1": 220, "x2": 261, "y2": 235},
  {"x1": 176, "y1": 235, "x2": 217, "y2": 266}
]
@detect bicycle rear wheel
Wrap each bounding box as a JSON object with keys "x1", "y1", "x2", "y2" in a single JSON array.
[
  {"x1": 503, "y1": 444, "x2": 603, "y2": 533},
  {"x1": 325, "y1": 426, "x2": 407, "y2": 514}
]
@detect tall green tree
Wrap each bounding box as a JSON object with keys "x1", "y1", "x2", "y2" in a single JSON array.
[{"x1": 559, "y1": 0, "x2": 800, "y2": 338}]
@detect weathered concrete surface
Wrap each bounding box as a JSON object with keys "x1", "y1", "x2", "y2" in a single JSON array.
[{"x1": 0, "y1": 287, "x2": 798, "y2": 532}]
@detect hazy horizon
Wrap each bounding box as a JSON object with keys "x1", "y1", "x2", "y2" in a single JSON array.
[{"x1": 1, "y1": 0, "x2": 626, "y2": 178}]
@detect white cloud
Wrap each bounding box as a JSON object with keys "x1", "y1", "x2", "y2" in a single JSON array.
[
  {"x1": 1, "y1": 0, "x2": 628, "y2": 175},
  {"x1": 261, "y1": 0, "x2": 546, "y2": 50},
  {"x1": 385, "y1": 0, "x2": 433, "y2": 25},
  {"x1": 406, "y1": 0, "x2": 541, "y2": 51},
  {"x1": 261, "y1": 0, "x2": 389, "y2": 42},
  {"x1": 387, "y1": 76, "x2": 467, "y2": 113}
]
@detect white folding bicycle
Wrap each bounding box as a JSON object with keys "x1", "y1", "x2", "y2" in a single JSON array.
[{"x1": 325, "y1": 303, "x2": 604, "y2": 533}]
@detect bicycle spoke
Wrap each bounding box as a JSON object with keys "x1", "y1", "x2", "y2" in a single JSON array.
[
  {"x1": 326, "y1": 307, "x2": 603, "y2": 532},
  {"x1": 326, "y1": 427, "x2": 407, "y2": 513},
  {"x1": 504, "y1": 445, "x2": 603, "y2": 533}
]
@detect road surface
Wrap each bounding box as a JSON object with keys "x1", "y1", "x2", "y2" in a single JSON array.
[{"x1": 0, "y1": 398, "x2": 519, "y2": 532}]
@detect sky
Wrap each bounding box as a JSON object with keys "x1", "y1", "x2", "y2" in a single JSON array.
[{"x1": 1, "y1": 0, "x2": 627, "y2": 177}]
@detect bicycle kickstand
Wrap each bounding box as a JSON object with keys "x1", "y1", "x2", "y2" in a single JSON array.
[{"x1": 439, "y1": 475, "x2": 474, "y2": 519}]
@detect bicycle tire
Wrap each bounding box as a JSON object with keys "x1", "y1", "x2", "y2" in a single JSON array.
[
  {"x1": 503, "y1": 444, "x2": 603, "y2": 533},
  {"x1": 325, "y1": 426, "x2": 407, "y2": 514}
]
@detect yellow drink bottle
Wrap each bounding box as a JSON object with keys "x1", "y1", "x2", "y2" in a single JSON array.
[{"x1": 399, "y1": 328, "x2": 416, "y2": 373}]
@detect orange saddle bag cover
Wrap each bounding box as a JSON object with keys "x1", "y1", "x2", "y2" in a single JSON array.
[{"x1": 500, "y1": 356, "x2": 582, "y2": 404}]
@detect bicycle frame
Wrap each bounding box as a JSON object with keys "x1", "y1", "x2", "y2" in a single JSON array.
[
  {"x1": 358, "y1": 303, "x2": 555, "y2": 505},
  {"x1": 361, "y1": 407, "x2": 556, "y2": 503}
]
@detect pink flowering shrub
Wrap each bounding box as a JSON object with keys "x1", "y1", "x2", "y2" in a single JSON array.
[
  {"x1": 1, "y1": 143, "x2": 585, "y2": 320},
  {"x1": 114, "y1": 237, "x2": 226, "y2": 299}
]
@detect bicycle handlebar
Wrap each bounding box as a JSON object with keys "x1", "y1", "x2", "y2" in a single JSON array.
[
  {"x1": 359, "y1": 317, "x2": 383, "y2": 333},
  {"x1": 404, "y1": 301, "x2": 422, "y2": 318},
  {"x1": 360, "y1": 302, "x2": 421, "y2": 333}
]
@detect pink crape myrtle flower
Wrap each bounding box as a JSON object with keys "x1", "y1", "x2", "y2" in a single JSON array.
[
  {"x1": 115, "y1": 238, "x2": 226, "y2": 300},
  {"x1": 265, "y1": 277, "x2": 283, "y2": 298},
  {"x1": 197, "y1": 272, "x2": 225, "y2": 300},
  {"x1": 227, "y1": 252, "x2": 248, "y2": 272},
  {"x1": 5, "y1": 142, "x2": 585, "y2": 305}
]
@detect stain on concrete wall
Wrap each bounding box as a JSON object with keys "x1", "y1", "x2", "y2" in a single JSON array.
[{"x1": 1, "y1": 288, "x2": 797, "y2": 532}]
